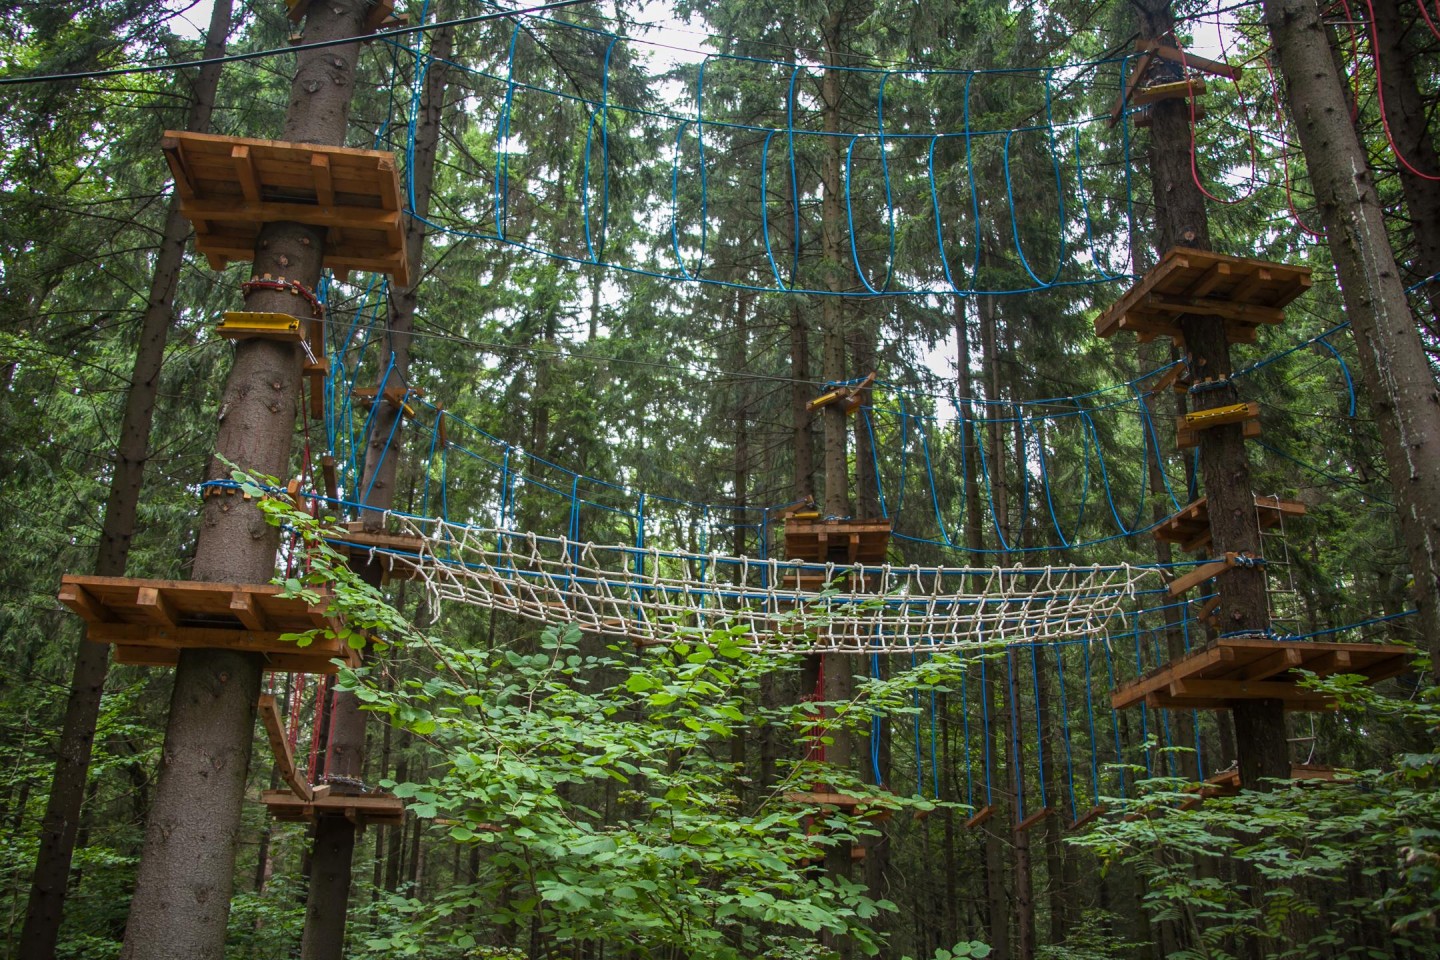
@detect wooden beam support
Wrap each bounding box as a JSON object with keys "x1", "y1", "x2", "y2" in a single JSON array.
[
  {"x1": 1167, "y1": 556, "x2": 1235, "y2": 596},
  {"x1": 135, "y1": 586, "x2": 179, "y2": 629},
  {"x1": 311, "y1": 152, "x2": 334, "y2": 207},
  {"x1": 1131, "y1": 78, "x2": 1207, "y2": 107},
  {"x1": 231, "y1": 144, "x2": 260, "y2": 204},
  {"x1": 1111, "y1": 50, "x2": 1156, "y2": 125},
  {"x1": 1168, "y1": 678, "x2": 1335, "y2": 703},
  {"x1": 1232, "y1": 646, "x2": 1304, "y2": 681},
  {"x1": 230, "y1": 590, "x2": 270, "y2": 632},
  {"x1": 1069, "y1": 804, "x2": 1108, "y2": 830},
  {"x1": 1138, "y1": 39, "x2": 1243, "y2": 80},
  {"x1": 57, "y1": 581, "x2": 115, "y2": 623},
  {"x1": 257, "y1": 694, "x2": 312, "y2": 801}
]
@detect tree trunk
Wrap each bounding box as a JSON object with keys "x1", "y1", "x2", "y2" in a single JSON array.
[
  {"x1": 1265, "y1": 0, "x2": 1440, "y2": 677},
  {"x1": 20, "y1": 4, "x2": 235, "y2": 956},
  {"x1": 1137, "y1": 0, "x2": 1288, "y2": 788},
  {"x1": 118, "y1": 4, "x2": 373, "y2": 958},
  {"x1": 977, "y1": 292, "x2": 1012, "y2": 960},
  {"x1": 789, "y1": 303, "x2": 815, "y2": 501},
  {"x1": 299, "y1": 16, "x2": 451, "y2": 958},
  {"x1": 851, "y1": 326, "x2": 879, "y2": 518},
  {"x1": 1368, "y1": 0, "x2": 1440, "y2": 329}
]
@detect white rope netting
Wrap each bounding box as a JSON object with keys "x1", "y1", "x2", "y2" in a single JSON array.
[{"x1": 345, "y1": 518, "x2": 1153, "y2": 654}]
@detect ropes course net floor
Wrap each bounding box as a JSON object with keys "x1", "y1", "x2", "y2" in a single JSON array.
[{"x1": 341, "y1": 517, "x2": 1155, "y2": 653}]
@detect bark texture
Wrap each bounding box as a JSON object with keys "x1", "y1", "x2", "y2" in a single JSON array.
[
  {"x1": 1369, "y1": 0, "x2": 1440, "y2": 327},
  {"x1": 1137, "y1": 0, "x2": 1287, "y2": 787},
  {"x1": 1265, "y1": 0, "x2": 1440, "y2": 673},
  {"x1": 21, "y1": 3, "x2": 234, "y2": 956},
  {"x1": 119, "y1": 3, "x2": 372, "y2": 958}
]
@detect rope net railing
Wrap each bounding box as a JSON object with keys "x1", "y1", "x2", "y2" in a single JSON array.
[{"x1": 346, "y1": 516, "x2": 1153, "y2": 653}]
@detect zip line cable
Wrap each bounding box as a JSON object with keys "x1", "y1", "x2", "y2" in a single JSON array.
[{"x1": 0, "y1": 0, "x2": 594, "y2": 87}]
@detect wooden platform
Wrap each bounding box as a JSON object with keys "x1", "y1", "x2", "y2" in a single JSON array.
[
  {"x1": 783, "y1": 518, "x2": 892, "y2": 565},
  {"x1": 1111, "y1": 637, "x2": 1413, "y2": 711},
  {"x1": 261, "y1": 789, "x2": 404, "y2": 828},
  {"x1": 161, "y1": 130, "x2": 410, "y2": 285},
  {"x1": 286, "y1": 0, "x2": 399, "y2": 32},
  {"x1": 58, "y1": 575, "x2": 359, "y2": 674},
  {"x1": 784, "y1": 791, "x2": 895, "y2": 822},
  {"x1": 326, "y1": 524, "x2": 427, "y2": 582},
  {"x1": 1155, "y1": 495, "x2": 1306, "y2": 554},
  {"x1": 1190, "y1": 763, "x2": 1337, "y2": 801},
  {"x1": 1094, "y1": 248, "x2": 1311, "y2": 346}
]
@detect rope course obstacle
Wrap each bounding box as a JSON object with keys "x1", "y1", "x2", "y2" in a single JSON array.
[{"x1": 48, "y1": 6, "x2": 1423, "y2": 828}]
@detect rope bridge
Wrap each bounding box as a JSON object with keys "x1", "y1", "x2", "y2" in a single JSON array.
[{"x1": 343, "y1": 517, "x2": 1153, "y2": 653}]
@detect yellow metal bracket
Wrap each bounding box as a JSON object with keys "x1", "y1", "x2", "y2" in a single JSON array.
[
  {"x1": 217, "y1": 311, "x2": 305, "y2": 341},
  {"x1": 1182, "y1": 401, "x2": 1258, "y2": 428}
]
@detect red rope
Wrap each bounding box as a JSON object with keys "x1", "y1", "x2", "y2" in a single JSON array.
[
  {"x1": 804, "y1": 656, "x2": 826, "y2": 764},
  {"x1": 1362, "y1": 0, "x2": 1440, "y2": 181},
  {"x1": 1177, "y1": 31, "x2": 1261, "y2": 205},
  {"x1": 307, "y1": 678, "x2": 326, "y2": 783},
  {"x1": 1416, "y1": 0, "x2": 1440, "y2": 42}
]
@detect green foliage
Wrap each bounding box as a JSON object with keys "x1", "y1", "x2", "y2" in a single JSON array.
[{"x1": 1069, "y1": 675, "x2": 1440, "y2": 957}]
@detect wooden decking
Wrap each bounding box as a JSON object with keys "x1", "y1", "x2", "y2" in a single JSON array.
[
  {"x1": 1094, "y1": 248, "x2": 1311, "y2": 346},
  {"x1": 161, "y1": 130, "x2": 410, "y2": 284},
  {"x1": 58, "y1": 574, "x2": 359, "y2": 674},
  {"x1": 261, "y1": 789, "x2": 404, "y2": 828},
  {"x1": 1111, "y1": 637, "x2": 1413, "y2": 711},
  {"x1": 1155, "y1": 495, "x2": 1306, "y2": 554},
  {"x1": 783, "y1": 518, "x2": 892, "y2": 565}
]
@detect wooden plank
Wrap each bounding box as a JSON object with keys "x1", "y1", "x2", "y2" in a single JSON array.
[
  {"x1": 1229, "y1": 646, "x2": 1303, "y2": 682},
  {"x1": 1183, "y1": 261, "x2": 1232, "y2": 299},
  {"x1": 1168, "y1": 678, "x2": 1337, "y2": 703},
  {"x1": 178, "y1": 199, "x2": 401, "y2": 233},
  {"x1": 57, "y1": 580, "x2": 116, "y2": 624},
  {"x1": 113, "y1": 645, "x2": 347, "y2": 675},
  {"x1": 1111, "y1": 645, "x2": 1231, "y2": 709},
  {"x1": 1355, "y1": 654, "x2": 1412, "y2": 683},
  {"x1": 1145, "y1": 293, "x2": 1285, "y2": 325},
  {"x1": 257, "y1": 693, "x2": 312, "y2": 801},
  {"x1": 231, "y1": 145, "x2": 260, "y2": 204},
  {"x1": 1015, "y1": 806, "x2": 1050, "y2": 832},
  {"x1": 230, "y1": 590, "x2": 270, "y2": 632},
  {"x1": 1069, "y1": 804, "x2": 1107, "y2": 830},
  {"x1": 1110, "y1": 50, "x2": 1155, "y2": 125},
  {"x1": 964, "y1": 805, "x2": 995, "y2": 829},
  {"x1": 1131, "y1": 78, "x2": 1207, "y2": 107},
  {"x1": 321, "y1": 455, "x2": 339, "y2": 502},
  {"x1": 311, "y1": 153, "x2": 334, "y2": 207},
  {"x1": 1178, "y1": 417, "x2": 1261, "y2": 450}
]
